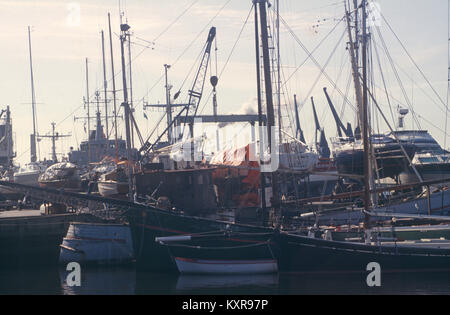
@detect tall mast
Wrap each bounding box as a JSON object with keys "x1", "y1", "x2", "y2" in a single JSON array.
[
  {"x1": 361, "y1": 0, "x2": 372, "y2": 229},
  {"x1": 101, "y1": 30, "x2": 109, "y2": 140},
  {"x1": 276, "y1": 0, "x2": 282, "y2": 145},
  {"x1": 120, "y1": 22, "x2": 134, "y2": 201},
  {"x1": 108, "y1": 12, "x2": 119, "y2": 160},
  {"x1": 85, "y1": 57, "x2": 91, "y2": 166},
  {"x1": 28, "y1": 26, "x2": 37, "y2": 163},
  {"x1": 344, "y1": 2, "x2": 363, "y2": 136},
  {"x1": 128, "y1": 30, "x2": 134, "y2": 148},
  {"x1": 94, "y1": 91, "x2": 102, "y2": 140},
  {"x1": 5, "y1": 107, "x2": 13, "y2": 167},
  {"x1": 164, "y1": 64, "x2": 172, "y2": 143},
  {"x1": 353, "y1": 0, "x2": 359, "y2": 66},
  {"x1": 256, "y1": 0, "x2": 280, "y2": 221},
  {"x1": 253, "y1": 0, "x2": 267, "y2": 217},
  {"x1": 51, "y1": 122, "x2": 57, "y2": 162}
]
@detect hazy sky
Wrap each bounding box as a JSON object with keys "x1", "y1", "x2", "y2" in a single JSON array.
[{"x1": 0, "y1": 0, "x2": 448, "y2": 165}]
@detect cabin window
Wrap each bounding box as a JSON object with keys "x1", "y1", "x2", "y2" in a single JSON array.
[
  {"x1": 198, "y1": 175, "x2": 203, "y2": 185},
  {"x1": 418, "y1": 157, "x2": 439, "y2": 163}
]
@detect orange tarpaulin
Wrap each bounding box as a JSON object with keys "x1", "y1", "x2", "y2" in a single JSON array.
[{"x1": 210, "y1": 143, "x2": 261, "y2": 208}]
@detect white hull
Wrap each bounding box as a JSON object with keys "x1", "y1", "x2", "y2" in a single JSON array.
[
  {"x1": 13, "y1": 172, "x2": 40, "y2": 186},
  {"x1": 174, "y1": 257, "x2": 278, "y2": 274},
  {"x1": 279, "y1": 152, "x2": 318, "y2": 172},
  {"x1": 59, "y1": 222, "x2": 134, "y2": 265},
  {"x1": 98, "y1": 180, "x2": 128, "y2": 197},
  {"x1": 300, "y1": 189, "x2": 450, "y2": 226}
]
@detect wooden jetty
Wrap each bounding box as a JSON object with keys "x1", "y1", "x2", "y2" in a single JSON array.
[{"x1": 0, "y1": 209, "x2": 101, "y2": 268}]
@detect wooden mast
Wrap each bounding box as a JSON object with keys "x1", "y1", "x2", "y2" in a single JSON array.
[
  {"x1": 344, "y1": 3, "x2": 363, "y2": 133},
  {"x1": 256, "y1": 0, "x2": 280, "y2": 224},
  {"x1": 276, "y1": 0, "x2": 282, "y2": 146},
  {"x1": 164, "y1": 64, "x2": 172, "y2": 144},
  {"x1": 108, "y1": 13, "x2": 119, "y2": 160},
  {"x1": 101, "y1": 30, "x2": 109, "y2": 140},
  {"x1": 128, "y1": 29, "x2": 135, "y2": 148},
  {"x1": 360, "y1": 0, "x2": 372, "y2": 229},
  {"x1": 120, "y1": 22, "x2": 134, "y2": 201},
  {"x1": 85, "y1": 57, "x2": 91, "y2": 166},
  {"x1": 253, "y1": 0, "x2": 267, "y2": 218}
]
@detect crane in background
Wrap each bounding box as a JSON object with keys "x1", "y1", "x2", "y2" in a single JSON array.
[{"x1": 138, "y1": 26, "x2": 217, "y2": 160}]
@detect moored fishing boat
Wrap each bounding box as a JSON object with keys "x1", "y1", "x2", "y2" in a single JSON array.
[
  {"x1": 332, "y1": 135, "x2": 417, "y2": 179},
  {"x1": 97, "y1": 165, "x2": 129, "y2": 198},
  {"x1": 38, "y1": 162, "x2": 81, "y2": 190},
  {"x1": 14, "y1": 162, "x2": 46, "y2": 186},
  {"x1": 391, "y1": 123, "x2": 450, "y2": 184},
  {"x1": 126, "y1": 204, "x2": 276, "y2": 271},
  {"x1": 277, "y1": 230, "x2": 450, "y2": 272},
  {"x1": 59, "y1": 222, "x2": 134, "y2": 265},
  {"x1": 156, "y1": 232, "x2": 278, "y2": 274}
]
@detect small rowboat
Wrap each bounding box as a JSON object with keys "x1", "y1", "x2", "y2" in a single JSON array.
[
  {"x1": 174, "y1": 257, "x2": 278, "y2": 274},
  {"x1": 156, "y1": 232, "x2": 279, "y2": 275}
]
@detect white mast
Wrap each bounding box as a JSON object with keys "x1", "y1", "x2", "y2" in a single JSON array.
[{"x1": 27, "y1": 26, "x2": 38, "y2": 163}]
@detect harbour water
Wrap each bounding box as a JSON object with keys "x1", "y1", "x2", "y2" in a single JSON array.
[{"x1": 1, "y1": 266, "x2": 450, "y2": 295}]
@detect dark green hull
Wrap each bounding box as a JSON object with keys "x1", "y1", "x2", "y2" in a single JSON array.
[
  {"x1": 126, "y1": 207, "x2": 275, "y2": 272},
  {"x1": 278, "y1": 232, "x2": 450, "y2": 272}
]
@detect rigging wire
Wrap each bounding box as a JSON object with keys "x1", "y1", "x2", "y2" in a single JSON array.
[
  {"x1": 17, "y1": 1, "x2": 204, "y2": 161},
  {"x1": 277, "y1": 13, "x2": 356, "y2": 114},
  {"x1": 369, "y1": 79, "x2": 450, "y2": 138},
  {"x1": 339, "y1": 67, "x2": 352, "y2": 121},
  {"x1": 297, "y1": 28, "x2": 347, "y2": 112},
  {"x1": 153, "y1": 0, "x2": 201, "y2": 43},
  {"x1": 371, "y1": 34, "x2": 448, "y2": 119},
  {"x1": 380, "y1": 12, "x2": 449, "y2": 113},
  {"x1": 374, "y1": 25, "x2": 422, "y2": 130},
  {"x1": 320, "y1": 42, "x2": 350, "y2": 125},
  {"x1": 198, "y1": 5, "x2": 254, "y2": 115},
  {"x1": 372, "y1": 31, "x2": 396, "y2": 128},
  {"x1": 280, "y1": 17, "x2": 344, "y2": 91},
  {"x1": 446, "y1": 0, "x2": 450, "y2": 152},
  {"x1": 138, "y1": 0, "x2": 233, "y2": 110}
]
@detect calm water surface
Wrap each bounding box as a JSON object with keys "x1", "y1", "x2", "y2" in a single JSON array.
[{"x1": 1, "y1": 266, "x2": 450, "y2": 295}]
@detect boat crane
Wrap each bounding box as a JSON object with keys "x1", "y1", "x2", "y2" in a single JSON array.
[
  {"x1": 138, "y1": 27, "x2": 217, "y2": 160},
  {"x1": 293, "y1": 94, "x2": 305, "y2": 143},
  {"x1": 310, "y1": 96, "x2": 330, "y2": 158},
  {"x1": 323, "y1": 87, "x2": 353, "y2": 138}
]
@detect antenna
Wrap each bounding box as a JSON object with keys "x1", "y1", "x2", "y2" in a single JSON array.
[
  {"x1": 38, "y1": 123, "x2": 71, "y2": 163},
  {"x1": 397, "y1": 106, "x2": 409, "y2": 129}
]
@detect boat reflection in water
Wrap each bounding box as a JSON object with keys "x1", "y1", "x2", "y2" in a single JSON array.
[
  {"x1": 175, "y1": 274, "x2": 279, "y2": 293},
  {"x1": 59, "y1": 266, "x2": 136, "y2": 295}
]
